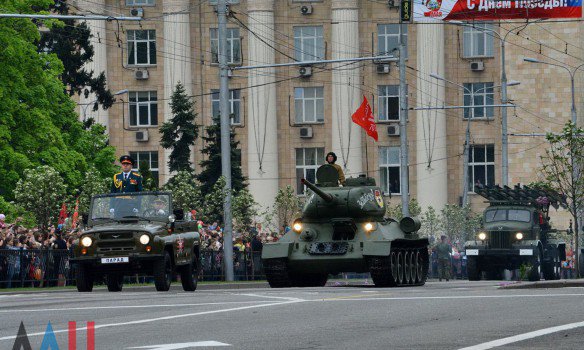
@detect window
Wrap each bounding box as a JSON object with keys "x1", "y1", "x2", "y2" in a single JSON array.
[
  {"x1": 294, "y1": 87, "x2": 324, "y2": 123},
  {"x1": 378, "y1": 24, "x2": 407, "y2": 58},
  {"x1": 129, "y1": 151, "x2": 159, "y2": 186},
  {"x1": 127, "y1": 30, "x2": 156, "y2": 65},
  {"x1": 126, "y1": 0, "x2": 155, "y2": 5},
  {"x1": 210, "y1": 28, "x2": 241, "y2": 64},
  {"x1": 468, "y1": 145, "x2": 495, "y2": 192},
  {"x1": 129, "y1": 91, "x2": 158, "y2": 126},
  {"x1": 463, "y1": 23, "x2": 494, "y2": 58},
  {"x1": 379, "y1": 147, "x2": 401, "y2": 195},
  {"x1": 211, "y1": 89, "x2": 241, "y2": 125},
  {"x1": 378, "y1": 85, "x2": 400, "y2": 121},
  {"x1": 463, "y1": 82, "x2": 494, "y2": 119},
  {"x1": 296, "y1": 148, "x2": 325, "y2": 194},
  {"x1": 294, "y1": 26, "x2": 325, "y2": 62}
]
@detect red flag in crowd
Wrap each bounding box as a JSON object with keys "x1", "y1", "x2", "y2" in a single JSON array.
[
  {"x1": 351, "y1": 96, "x2": 378, "y2": 141},
  {"x1": 58, "y1": 203, "x2": 67, "y2": 225},
  {"x1": 72, "y1": 199, "x2": 79, "y2": 228}
]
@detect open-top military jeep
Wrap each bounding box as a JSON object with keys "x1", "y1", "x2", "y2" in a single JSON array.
[{"x1": 71, "y1": 192, "x2": 200, "y2": 292}]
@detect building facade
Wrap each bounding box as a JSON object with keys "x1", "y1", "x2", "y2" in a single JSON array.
[{"x1": 76, "y1": 0, "x2": 580, "y2": 229}]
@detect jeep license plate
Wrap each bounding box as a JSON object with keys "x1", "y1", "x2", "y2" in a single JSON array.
[
  {"x1": 519, "y1": 249, "x2": 533, "y2": 256},
  {"x1": 101, "y1": 257, "x2": 129, "y2": 264},
  {"x1": 466, "y1": 249, "x2": 479, "y2": 256}
]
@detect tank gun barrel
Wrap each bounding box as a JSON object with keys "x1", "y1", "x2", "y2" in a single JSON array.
[{"x1": 301, "y1": 178, "x2": 335, "y2": 203}]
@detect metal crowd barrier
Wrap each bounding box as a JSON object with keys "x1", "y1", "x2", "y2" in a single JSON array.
[{"x1": 0, "y1": 249, "x2": 265, "y2": 289}]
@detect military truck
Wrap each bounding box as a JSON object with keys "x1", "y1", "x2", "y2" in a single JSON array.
[
  {"x1": 262, "y1": 164, "x2": 429, "y2": 288},
  {"x1": 465, "y1": 185, "x2": 566, "y2": 281},
  {"x1": 71, "y1": 192, "x2": 200, "y2": 292}
]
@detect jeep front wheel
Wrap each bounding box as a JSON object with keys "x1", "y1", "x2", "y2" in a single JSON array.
[
  {"x1": 154, "y1": 251, "x2": 172, "y2": 291},
  {"x1": 76, "y1": 263, "x2": 94, "y2": 292},
  {"x1": 467, "y1": 257, "x2": 480, "y2": 281},
  {"x1": 179, "y1": 257, "x2": 198, "y2": 292},
  {"x1": 106, "y1": 273, "x2": 124, "y2": 292}
]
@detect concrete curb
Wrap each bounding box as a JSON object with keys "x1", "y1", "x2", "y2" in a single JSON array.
[{"x1": 498, "y1": 279, "x2": 584, "y2": 289}]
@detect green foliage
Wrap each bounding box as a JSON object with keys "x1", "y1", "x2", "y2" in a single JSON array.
[
  {"x1": 263, "y1": 186, "x2": 302, "y2": 233},
  {"x1": 0, "y1": 0, "x2": 116, "y2": 201},
  {"x1": 386, "y1": 198, "x2": 422, "y2": 220},
  {"x1": 232, "y1": 188, "x2": 259, "y2": 233},
  {"x1": 201, "y1": 177, "x2": 228, "y2": 224},
  {"x1": 439, "y1": 204, "x2": 482, "y2": 247},
  {"x1": 420, "y1": 206, "x2": 440, "y2": 244},
  {"x1": 14, "y1": 165, "x2": 66, "y2": 230},
  {"x1": 160, "y1": 82, "x2": 199, "y2": 173},
  {"x1": 519, "y1": 263, "x2": 532, "y2": 281},
  {"x1": 36, "y1": 0, "x2": 114, "y2": 111},
  {"x1": 163, "y1": 170, "x2": 201, "y2": 213},
  {"x1": 77, "y1": 167, "x2": 109, "y2": 214},
  {"x1": 0, "y1": 196, "x2": 35, "y2": 227},
  {"x1": 139, "y1": 160, "x2": 158, "y2": 191},
  {"x1": 196, "y1": 119, "x2": 246, "y2": 197}
]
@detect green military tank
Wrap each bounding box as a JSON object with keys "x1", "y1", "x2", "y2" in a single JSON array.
[{"x1": 261, "y1": 164, "x2": 429, "y2": 288}]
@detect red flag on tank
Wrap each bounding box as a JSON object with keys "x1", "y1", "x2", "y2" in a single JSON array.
[{"x1": 351, "y1": 96, "x2": 378, "y2": 142}]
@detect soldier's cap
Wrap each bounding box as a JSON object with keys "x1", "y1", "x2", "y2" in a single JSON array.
[
  {"x1": 153, "y1": 197, "x2": 166, "y2": 204},
  {"x1": 120, "y1": 155, "x2": 134, "y2": 165}
]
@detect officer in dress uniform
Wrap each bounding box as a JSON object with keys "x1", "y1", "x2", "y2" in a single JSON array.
[{"x1": 111, "y1": 155, "x2": 143, "y2": 193}]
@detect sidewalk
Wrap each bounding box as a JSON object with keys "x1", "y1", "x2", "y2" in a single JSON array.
[{"x1": 499, "y1": 279, "x2": 584, "y2": 289}]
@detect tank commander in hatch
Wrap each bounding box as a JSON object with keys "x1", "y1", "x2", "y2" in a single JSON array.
[{"x1": 325, "y1": 152, "x2": 346, "y2": 186}]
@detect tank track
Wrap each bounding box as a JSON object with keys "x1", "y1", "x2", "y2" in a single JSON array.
[
  {"x1": 263, "y1": 258, "x2": 293, "y2": 288},
  {"x1": 368, "y1": 247, "x2": 428, "y2": 287}
]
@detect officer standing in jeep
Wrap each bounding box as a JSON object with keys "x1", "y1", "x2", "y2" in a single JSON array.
[{"x1": 111, "y1": 155, "x2": 143, "y2": 193}]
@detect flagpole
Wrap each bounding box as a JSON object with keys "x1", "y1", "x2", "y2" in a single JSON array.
[{"x1": 365, "y1": 139, "x2": 369, "y2": 177}]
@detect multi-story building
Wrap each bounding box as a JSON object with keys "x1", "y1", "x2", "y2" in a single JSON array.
[{"x1": 76, "y1": 0, "x2": 581, "y2": 230}]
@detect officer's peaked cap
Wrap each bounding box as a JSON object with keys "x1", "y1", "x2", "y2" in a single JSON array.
[{"x1": 120, "y1": 155, "x2": 134, "y2": 165}]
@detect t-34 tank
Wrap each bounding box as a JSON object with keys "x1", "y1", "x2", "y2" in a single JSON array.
[{"x1": 261, "y1": 164, "x2": 429, "y2": 288}]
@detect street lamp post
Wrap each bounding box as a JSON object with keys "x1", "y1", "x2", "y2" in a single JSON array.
[{"x1": 430, "y1": 74, "x2": 519, "y2": 207}]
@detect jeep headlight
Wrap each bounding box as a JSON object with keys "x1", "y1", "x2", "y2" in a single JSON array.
[
  {"x1": 81, "y1": 236, "x2": 93, "y2": 247},
  {"x1": 515, "y1": 232, "x2": 524, "y2": 240},
  {"x1": 293, "y1": 220, "x2": 302, "y2": 233},
  {"x1": 478, "y1": 232, "x2": 487, "y2": 241},
  {"x1": 139, "y1": 234, "x2": 150, "y2": 245}
]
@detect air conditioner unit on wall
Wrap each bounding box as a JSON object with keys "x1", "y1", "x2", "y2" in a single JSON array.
[
  {"x1": 376, "y1": 64, "x2": 390, "y2": 74},
  {"x1": 136, "y1": 130, "x2": 149, "y2": 142},
  {"x1": 387, "y1": 124, "x2": 400, "y2": 136},
  {"x1": 470, "y1": 61, "x2": 485, "y2": 72},
  {"x1": 134, "y1": 70, "x2": 149, "y2": 80},
  {"x1": 300, "y1": 5, "x2": 313, "y2": 15},
  {"x1": 300, "y1": 126, "x2": 313, "y2": 138},
  {"x1": 299, "y1": 66, "x2": 312, "y2": 78},
  {"x1": 130, "y1": 8, "x2": 144, "y2": 17}
]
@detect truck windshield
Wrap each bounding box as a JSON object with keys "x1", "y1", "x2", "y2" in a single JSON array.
[
  {"x1": 485, "y1": 209, "x2": 531, "y2": 222},
  {"x1": 90, "y1": 193, "x2": 171, "y2": 222}
]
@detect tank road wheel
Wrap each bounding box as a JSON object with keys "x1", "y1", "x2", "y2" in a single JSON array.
[
  {"x1": 390, "y1": 251, "x2": 399, "y2": 284},
  {"x1": 106, "y1": 273, "x2": 123, "y2": 292},
  {"x1": 396, "y1": 251, "x2": 405, "y2": 285},
  {"x1": 528, "y1": 250, "x2": 542, "y2": 282},
  {"x1": 263, "y1": 258, "x2": 292, "y2": 288},
  {"x1": 368, "y1": 256, "x2": 397, "y2": 287},
  {"x1": 154, "y1": 251, "x2": 173, "y2": 291},
  {"x1": 76, "y1": 263, "x2": 94, "y2": 292},
  {"x1": 179, "y1": 255, "x2": 199, "y2": 292},
  {"x1": 408, "y1": 250, "x2": 416, "y2": 284},
  {"x1": 414, "y1": 251, "x2": 423, "y2": 284},
  {"x1": 403, "y1": 251, "x2": 411, "y2": 285},
  {"x1": 467, "y1": 257, "x2": 480, "y2": 281}
]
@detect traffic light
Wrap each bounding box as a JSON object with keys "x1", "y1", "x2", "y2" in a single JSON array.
[{"x1": 400, "y1": 0, "x2": 412, "y2": 23}]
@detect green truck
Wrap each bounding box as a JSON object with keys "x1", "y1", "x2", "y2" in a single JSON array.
[
  {"x1": 71, "y1": 192, "x2": 200, "y2": 292},
  {"x1": 465, "y1": 185, "x2": 566, "y2": 281}
]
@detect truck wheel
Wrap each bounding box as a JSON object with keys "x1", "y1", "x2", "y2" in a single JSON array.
[
  {"x1": 528, "y1": 251, "x2": 542, "y2": 282},
  {"x1": 179, "y1": 258, "x2": 198, "y2": 292},
  {"x1": 543, "y1": 254, "x2": 561, "y2": 280},
  {"x1": 76, "y1": 263, "x2": 94, "y2": 292},
  {"x1": 154, "y1": 251, "x2": 172, "y2": 291},
  {"x1": 106, "y1": 274, "x2": 123, "y2": 292},
  {"x1": 467, "y1": 257, "x2": 480, "y2": 281}
]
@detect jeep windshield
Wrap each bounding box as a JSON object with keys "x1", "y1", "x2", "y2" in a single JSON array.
[
  {"x1": 90, "y1": 193, "x2": 172, "y2": 223},
  {"x1": 485, "y1": 209, "x2": 531, "y2": 223}
]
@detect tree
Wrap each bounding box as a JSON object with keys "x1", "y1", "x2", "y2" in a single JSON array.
[
  {"x1": 160, "y1": 82, "x2": 199, "y2": 173},
  {"x1": 263, "y1": 186, "x2": 302, "y2": 233},
  {"x1": 196, "y1": 119, "x2": 246, "y2": 197},
  {"x1": 201, "y1": 177, "x2": 228, "y2": 225},
  {"x1": 77, "y1": 167, "x2": 109, "y2": 214},
  {"x1": 14, "y1": 165, "x2": 66, "y2": 230},
  {"x1": 139, "y1": 160, "x2": 158, "y2": 191},
  {"x1": 420, "y1": 206, "x2": 441, "y2": 245},
  {"x1": 386, "y1": 198, "x2": 422, "y2": 220},
  {"x1": 232, "y1": 188, "x2": 259, "y2": 234},
  {"x1": 163, "y1": 170, "x2": 201, "y2": 213},
  {"x1": 439, "y1": 204, "x2": 482, "y2": 249},
  {"x1": 539, "y1": 121, "x2": 584, "y2": 276},
  {"x1": 36, "y1": 0, "x2": 114, "y2": 112}
]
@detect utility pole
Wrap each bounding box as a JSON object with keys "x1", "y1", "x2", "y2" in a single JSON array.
[
  {"x1": 500, "y1": 39, "x2": 509, "y2": 187},
  {"x1": 217, "y1": 0, "x2": 234, "y2": 281},
  {"x1": 399, "y1": 0, "x2": 411, "y2": 217}
]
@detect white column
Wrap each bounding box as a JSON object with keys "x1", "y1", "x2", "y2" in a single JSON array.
[
  {"x1": 246, "y1": 0, "x2": 279, "y2": 212},
  {"x1": 331, "y1": 0, "x2": 362, "y2": 178},
  {"x1": 416, "y1": 26, "x2": 448, "y2": 210},
  {"x1": 77, "y1": 0, "x2": 109, "y2": 129},
  {"x1": 163, "y1": 0, "x2": 193, "y2": 183}
]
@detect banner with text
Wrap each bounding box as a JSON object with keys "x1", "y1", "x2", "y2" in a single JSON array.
[{"x1": 414, "y1": 0, "x2": 582, "y2": 22}]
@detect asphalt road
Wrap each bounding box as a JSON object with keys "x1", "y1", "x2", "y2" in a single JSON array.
[{"x1": 1, "y1": 280, "x2": 583, "y2": 349}]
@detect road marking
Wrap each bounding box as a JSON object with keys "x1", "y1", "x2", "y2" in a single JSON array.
[
  {"x1": 321, "y1": 293, "x2": 584, "y2": 302},
  {"x1": 0, "y1": 300, "x2": 304, "y2": 342},
  {"x1": 458, "y1": 320, "x2": 584, "y2": 350},
  {"x1": 237, "y1": 293, "x2": 305, "y2": 302},
  {"x1": 0, "y1": 301, "x2": 275, "y2": 313},
  {"x1": 127, "y1": 341, "x2": 230, "y2": 349}
]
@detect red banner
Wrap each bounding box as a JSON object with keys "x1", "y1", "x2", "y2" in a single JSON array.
[{"x1": 352, "y1": 96, "x2": 378, "y2": 142}]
